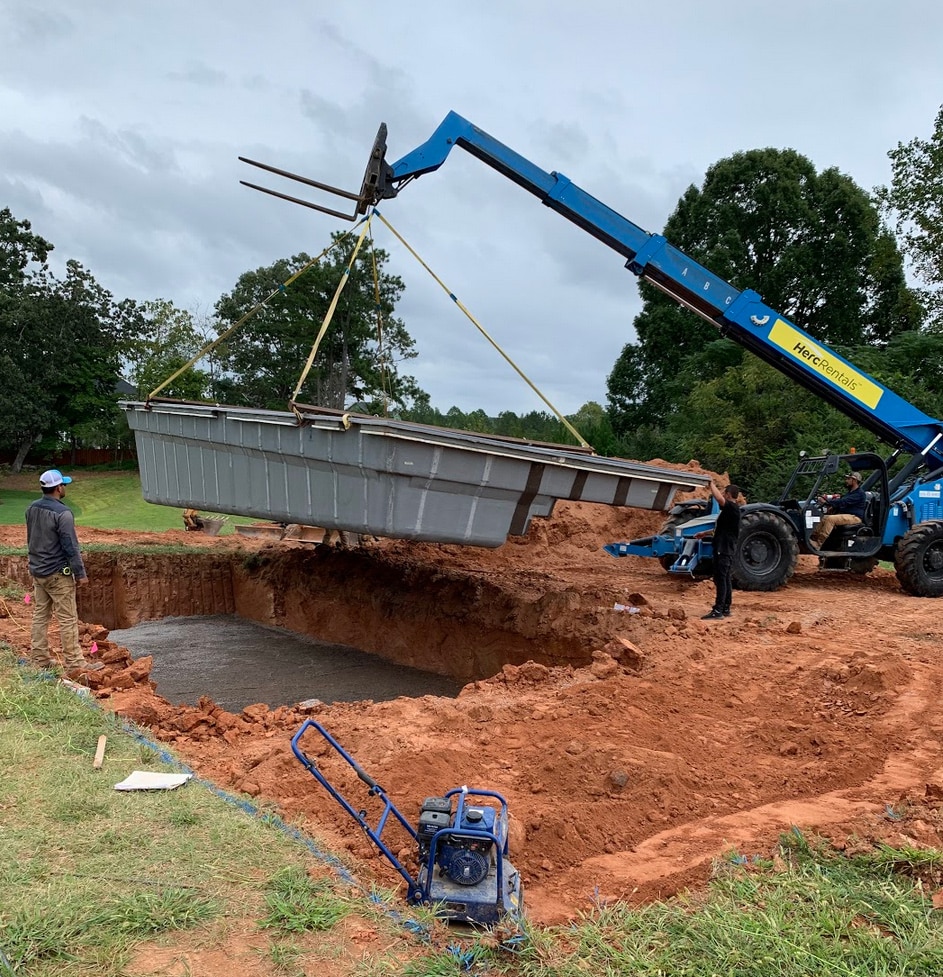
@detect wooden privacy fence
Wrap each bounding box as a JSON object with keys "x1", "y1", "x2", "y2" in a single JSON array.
[{"x1": 0, "y1": 447, "x2": 136, "y2": 468}]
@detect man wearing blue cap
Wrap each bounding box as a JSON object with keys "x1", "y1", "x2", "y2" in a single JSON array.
[{"x1": 25, "y1": 470, "x2": 102, "y2": 678}]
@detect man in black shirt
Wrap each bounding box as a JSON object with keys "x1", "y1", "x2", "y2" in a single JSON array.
[
  {"x1": 811, "y1": 471, "x2": 867, "y2": 548},
  {"x1": 699, "y1": 482, "x2": 742, "y2": 621}
]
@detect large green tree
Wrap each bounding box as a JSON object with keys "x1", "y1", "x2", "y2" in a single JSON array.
[
  {"x1": 665, "y1": 328, "x2": 943, "y2": 499},
  {"x1": 0, "y1": 205, "x2": 51, "y2": 288},
  {"x1": 877, "y1": 104, "x2": 943, "y2": 330},
  {"x1": 0, "y1": 209, "x2": 124, "y2": 469},
  {"x1": 214, "y1": 234, "x2": 423, "y2": 412},
  {"x1": 7, "y1": 263, "x2": 123, "y2": 468},
  {"x1": 119, "y1": 298, "x2": 213, "y2": 400},
  {"x1": 607, "y1": 149, "x2": 921, "y2": 482},
  {"x1": 664, "y1": 356, "x2": 881, "y2": 499},
  {"x1": 0, "y1": 208, "x2": 54, "y2": 467}
]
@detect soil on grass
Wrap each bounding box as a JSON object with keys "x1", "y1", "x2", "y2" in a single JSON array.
[{"x1": 3, "y1": 460, "x2": 943, "y2": 940}]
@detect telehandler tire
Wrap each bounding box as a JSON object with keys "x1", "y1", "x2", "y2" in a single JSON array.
[
  {"x1": 894, "y1": 521, "x2": 943, "y2": 597},
  {"x1": 731, "y1": 511, "x2": 799, "y2": 591}
]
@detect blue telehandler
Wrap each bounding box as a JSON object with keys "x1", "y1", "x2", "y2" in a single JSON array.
[{"x1": 240, "y1": 112, "x2": 943, "y2": 596}]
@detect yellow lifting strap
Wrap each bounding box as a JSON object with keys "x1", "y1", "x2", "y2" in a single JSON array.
[
  {"x1": 291, "y1": 216, "x2": 373, "y2": 404},
  {"x1": 373, "y1": 209, "x2": 591, "y2": 451},
  {"x1": 368, "y1": 224, "x2": 391, "y2": 416},
  {"x1": 146, "y1": 218, "x2": 369, "y2": 401}
]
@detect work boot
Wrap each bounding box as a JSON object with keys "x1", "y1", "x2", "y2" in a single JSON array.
[
  {"x1": 65, "y1": 661, "x2": 105, "y2": 681},
  {"x1": 701, "y1": 609, "x2": 724, "y2": 620},
  {"x1": 28, "y1": 657, "x2": 58, "y2": 671}
]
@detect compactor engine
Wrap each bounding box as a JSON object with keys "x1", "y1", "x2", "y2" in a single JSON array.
[{"x1": 418, "y1": 796, "x2": 498, "y2": 887}]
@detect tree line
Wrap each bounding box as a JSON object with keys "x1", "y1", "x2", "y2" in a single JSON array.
[{"x1": 2, "y1": 105, "x2": 941, "y2": 504}]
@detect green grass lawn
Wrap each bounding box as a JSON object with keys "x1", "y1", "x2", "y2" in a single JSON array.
[{"x1": 0, "y1": 470, "x2": 253, "y2": 534}]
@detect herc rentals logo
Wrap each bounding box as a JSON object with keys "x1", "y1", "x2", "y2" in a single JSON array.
[{"x1": 768, "y1": 319, "x2": 883, "y2": 410}]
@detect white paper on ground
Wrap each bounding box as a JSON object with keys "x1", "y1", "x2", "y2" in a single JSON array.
[{"x1": 114, "y1": 770, "x2": 193, "y2": 791}]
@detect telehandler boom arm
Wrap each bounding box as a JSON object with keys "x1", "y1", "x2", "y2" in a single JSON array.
[{"x1": 377, "y1": 112, "x2": 943, "y2": 471}]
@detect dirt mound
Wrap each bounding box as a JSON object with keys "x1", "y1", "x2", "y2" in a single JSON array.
[{"x1": 4, "y1": 470, "x2": 943, "y2": 926}]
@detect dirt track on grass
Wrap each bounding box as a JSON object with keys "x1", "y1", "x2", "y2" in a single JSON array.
[{"x1": 3, "y1": 462, "x2": 943, "y2": 928}]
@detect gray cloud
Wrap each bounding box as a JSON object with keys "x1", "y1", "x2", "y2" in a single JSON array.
[
  {"x1": 167, "y1": 64, "x2": 228, "y2": 88},
  {"x1": 1, "y1": 0, "x2": 942, "y2": 415},
  {"x1": 3, "y1": 3, "x2": 75, "y2": 49}
]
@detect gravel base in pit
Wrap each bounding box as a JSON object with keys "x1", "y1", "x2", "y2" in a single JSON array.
[{"x1": 109, "y1": 614, "x2": 463, "y2": 711}]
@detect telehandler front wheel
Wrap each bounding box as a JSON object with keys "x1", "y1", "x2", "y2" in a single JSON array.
[
  {"x1": 731, "y1": 511, "x2": 799, "y2": 592},
  {"x1": 894, "y1": 521, "x2": 943, "y2": 597}
]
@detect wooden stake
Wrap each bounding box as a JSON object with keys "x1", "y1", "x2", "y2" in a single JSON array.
[{"x1": 93, "y1": 735, "x2": 107, "y2": 769}]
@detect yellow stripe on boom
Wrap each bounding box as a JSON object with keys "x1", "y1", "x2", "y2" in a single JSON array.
[{"x1": 768, "y1": 319, "x2": 883, "y2": 410}]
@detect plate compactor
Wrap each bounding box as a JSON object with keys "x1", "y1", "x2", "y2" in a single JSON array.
[{"x1": 291, "y1": 720, "x2": 523, "y2": 926}]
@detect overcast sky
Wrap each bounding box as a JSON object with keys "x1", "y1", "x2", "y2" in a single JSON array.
[{"x1": 2, "y1": 1, "x2": 941, "y2": 416}]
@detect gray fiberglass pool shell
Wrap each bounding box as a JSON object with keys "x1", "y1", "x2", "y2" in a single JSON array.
[{"x1": 121, "y1": 400, "x2": 710, "y2": 547}]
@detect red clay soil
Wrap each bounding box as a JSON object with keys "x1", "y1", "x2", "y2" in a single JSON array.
[{"x1": 3, "y1": 463, "x2": 943, "y2": 926}]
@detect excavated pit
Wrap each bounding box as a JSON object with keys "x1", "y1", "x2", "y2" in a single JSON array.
[
  {"x1": 4, "y1": 486, "x2": 943, "y2": 927},
  {"x1": 62, "y1": 544, "x2": 600, "y2": 683}
]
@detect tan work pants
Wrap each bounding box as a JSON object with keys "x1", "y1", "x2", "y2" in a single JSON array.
[
  {"x1": 811, "y1": 513, "x2": 861, "y2": 546},
  {"x1": 30, "y1": 572, "x2": 84, "y2": 669}
]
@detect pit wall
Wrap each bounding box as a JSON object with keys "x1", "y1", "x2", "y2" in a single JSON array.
[
  {"x1": 0, "y1": 548, "x2": 595, "y2": 683},
  {"x1": 0, "y1": 554, "x2": 236, "y2": 630}
]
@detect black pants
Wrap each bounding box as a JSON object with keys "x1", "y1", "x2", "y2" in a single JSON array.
[{"x1": 713, "y1": 554, "x2": 733, "y2": 612}]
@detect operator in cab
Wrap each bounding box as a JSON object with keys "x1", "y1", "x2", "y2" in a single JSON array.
[{"x1": 811, "y1": 471, "x2": 867, "y2": 548}]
